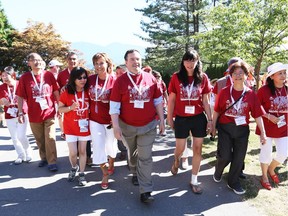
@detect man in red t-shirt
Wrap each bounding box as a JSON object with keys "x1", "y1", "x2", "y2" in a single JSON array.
[
  {"x1": 17, "y1": 53, "x2": 60, "y2": 171},
  {"x1": 110, "y1": 49, "x2": 165, "y2": 203}
]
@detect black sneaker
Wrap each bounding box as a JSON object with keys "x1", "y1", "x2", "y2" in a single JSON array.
[
  {"x1": 227, "y1": 184, "x2": 246, "y2": 195},
  {"x1": 78, "y1": 173, "x2": 87, "y2": 186},
  {"x1": 140, "y1": 192, "x2": 154, "y2": 203},
  {"x1": 213, "y1": 173, "x2": 222, "y2": 183},
  {"x1": 132, "y1": 175, "x2": 139, "y2": 186},
  {"x1": 239, "y1": 171, "x2": 247, "y2": 179},
  {"x1": 38, "y1": 160, "x2": 48, "y2": 167},
  {"x1": 48, "y1": 164, "x2": 58, "y2": 172},
  {"x1": 68, "y1": 165, "x2": 79, "y2": 182}
]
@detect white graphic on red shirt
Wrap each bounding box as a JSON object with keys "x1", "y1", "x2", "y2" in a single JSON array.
[
  {"x1": 88, "y1": 86, "x2": 110, "y2": 103},
  {"x1": 74, "y1": 98, "x2": 89, "y2": 121},
  {"x1": 269, "y1": 96, "x2": 288, "y2": 113},
  {"x1": 31, "y1": 83, "x2": 51, "y2": 99},
  {"x1": 128, "y1": 84, "x2": 150, "y2": 103},
  {"x1": 179, "y1": 83, "x2": 200, "y2": 101},
  {"x1": 224, "y1": 100, "x2": 248, "y2": 117}
]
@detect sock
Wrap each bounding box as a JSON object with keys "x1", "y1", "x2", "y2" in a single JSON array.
[{"x1": 191, "y1": 174, "x2": 198, "y2": 185}]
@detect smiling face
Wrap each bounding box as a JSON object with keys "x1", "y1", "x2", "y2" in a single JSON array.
[
  {"x1": 125, "y1": 51, "x2": 142, "y2": 74},
  {"x1": 94, "y1": 57, "x2": 108, "y2": 76},
  {"x1": 67, "y1": 54, "x2": 78, "y2": 70},
  {"x1": 183, "y1": 59, "x2": 198, "y2": 75},
  {"x1": 75, "y1": 73, "x2": 87, "y2": 90},
  {"x1": 1, "y1": 72, "x2": 13, "y2": 84},
  {"x1": 270, "y1": 70, "x2": 287, "y2": 86},
  {"x1": 231, "y1": 68, "x2": 247, "y2": 84},
  {"x1": 28, "y1": 54, "x2": 43, "y2": 72}
]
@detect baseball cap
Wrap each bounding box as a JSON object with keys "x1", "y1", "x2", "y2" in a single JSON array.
[{"x1": 48, "y1": 60, "x2": 63, "y2": 67}]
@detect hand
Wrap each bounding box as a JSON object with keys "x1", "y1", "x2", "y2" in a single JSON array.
[
  {"x1": 70, "y1": 100, "x2": 79, "y2": 110},
  {"x1": 268, "y1": 114, "x2": 279, "y2": 124},
  {"x1": 113, "y1": 126, "x2": 122, "y2": 140},
  {"x1": 206, "y1": 121, "x2": 212, "y2": 135},
  {"x1": 167, "y1": 117, "x2": 174, "y2": 130},
  {"x1": 1, "y1": 98, "x2": 11, "y2": 107},
  {"x1": 18, "y1": 115, "x2": 25, "y2": 124},
  {"x1": 260, "y1": 132, "x2": 267, "y2": 145},
  {"x1": 158, "y1": 119, "x2": 165, "y2": 135}
]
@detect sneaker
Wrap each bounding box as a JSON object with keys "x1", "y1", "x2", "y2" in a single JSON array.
[
  {"x1": 25, "y1": 156, "x2": 32, "y2": 163},
  {"x1": 48, "y1": 164, "x2": 58, "y2": 172},
  {"x1": 14, "y1": 158, "x2": 23, "y2": 165},
  {"x1": 132, "y1": 175, "x2": 139, "y2": 186},
  {"x1": 60, "y1": 133, "x2": 65, "y2": 140},
  {"x1": 227, "y1": 184, "x2": 246, "y2": 195},
  {"x1": 213, "y1": 173, "x2": 222, "y2": 183},
  {"x1": 38, "y1": 160, "x2": 48, "y2": 167},
  {"x1": 182, "y1": 159, "x2": 189, "y2": 170},
  {"x1": 68, "y1": 165, "x2": 79, "y2": 182},
  {"x1": 78, "y1": 173, "x2": 87, "y2": 186}
]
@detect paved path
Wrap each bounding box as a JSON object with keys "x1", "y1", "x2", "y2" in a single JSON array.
[{"x1": 0, "y1": 124, "x2": 264, "y2": 216}]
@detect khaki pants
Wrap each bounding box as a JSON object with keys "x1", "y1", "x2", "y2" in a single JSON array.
[
  {"x1": 120, "y1": 119, "x2": 157, "y2": 194},
  {"x1": 30, "y1": 118, "x2": 57, "y2": 164}
]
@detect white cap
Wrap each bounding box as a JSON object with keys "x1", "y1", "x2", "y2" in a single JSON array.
[
  {"x1": 267, "y1": 62, "x2": 288, "y2": 77},
  {"x1": 48, "y1": 59, "x2": 63, "y2": 67}
]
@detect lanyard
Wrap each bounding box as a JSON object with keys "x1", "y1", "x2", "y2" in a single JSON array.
[
  {"x1": 7, "y1": 83, "x2": 16, "y2": 105},
  {"x1": 31, "y1": 71, "x2": 44, "y2": 95},
  {"x1": 127, "y1": 71, "x2": 143, "y2": 95},
  {"x1": 75, "y1": 90, "x2": 84, "y2": 115},
  {"x1": 186, "y1": 80, "x2": 195, "y2": 99},
  {"x1": 95, "y1": 74, "x2": 109, "y2": 101},
  {"x1": 230, "y1": 85, "x2": 246, "y2": 112}
]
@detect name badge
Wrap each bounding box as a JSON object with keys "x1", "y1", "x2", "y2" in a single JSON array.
[
  {"x1": 7, "y1": 107, "x2": 18, "y2": 117},
  {"x1": 277, "y1": 115, "x2": 286, "y2": 128},
  {"x1": 185, "y1": 106, "x2": 195, "y2": 114},
  {"x1": 134, "y1": 100, "x2": 144, "y2": 109},
  {"x1": 36, "y1": 97, "x2": 49, "y2": 110},
  {"x1": 78, "y1": 119, "x2": 88, "y2": 132},
  {"x1": 235, "y1": 116, "x2": 246, "y2": 126}
]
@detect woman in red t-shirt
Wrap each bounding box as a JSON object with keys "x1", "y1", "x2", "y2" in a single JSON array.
[
  {"x1": 0, "y1": 66, "x2": 32, "y2": 164},
  {"x1": 167, "y1": 49, "x2": 213, "y2": 194},
  {"x1": 88, "y1": 53, "x2": 118, "y2": 190},
  {"x1": 256, "y1": 62, "x2": 288, "y2": 190},
  {"x1": 58, "y1": 67, "x2": 90, "y2": 186},
  {"x1": 211, "y1": 61, "x2": 266, "y2": 195}
]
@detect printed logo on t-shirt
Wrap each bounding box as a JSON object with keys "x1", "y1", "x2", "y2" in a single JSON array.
[
  {"x1": 88, "y1": 86, "x2": 111, "y2": 103},
  {"x1": 269, "y1": 96, "x2": 288, "y2": 113},
  {"x1": 179, "y1": 83, "x2": 200, "y2": 101},
  {"x1": 128, "y1": 84, "x2": 150, "y2": 103},
  {"x1": 224, "y1": 99, "x2": 248, "y2": 118},
  {"x1": 31, "y1": 83, "x2": 51, "y2": 99},
  {"x1": 74, "y1": 98, "x2": 89, "y2": 120}
]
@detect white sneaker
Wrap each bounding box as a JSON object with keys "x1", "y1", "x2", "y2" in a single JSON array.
[
  {"x1": 182, "y1": 159, "x2": 189, "y2": 170},
  {"x1": 14, "y1": 158, "x2": 23, "y2": 165},
  {"x1": 25, "y1": 156, "x2": 32, "y2": 162}
]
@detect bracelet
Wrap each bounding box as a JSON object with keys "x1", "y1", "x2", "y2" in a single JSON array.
[
  {"x1": 68, "y1": 106, "x2": 71, "y2": 110},
  {"x1": 18, "y1": 112, "x2": 23, "y2": 116},
  {"x1": 208, "y1": 120, "x2": 212, "y2": 122}
]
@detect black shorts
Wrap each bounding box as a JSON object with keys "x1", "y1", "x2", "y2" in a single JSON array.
[{"x1": 174, "y1": 112, "x2": 207, "y2": 138}]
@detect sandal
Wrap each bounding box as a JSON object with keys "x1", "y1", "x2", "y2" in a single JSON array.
[
  {"x1": 190, "y1": 183, "x2": 203, "y2": 194},
  {"x1": 108, "y1": 168, "x2": 114, "y2": 175},
  {"x1": 101, "y1": 174, "x2": 109, "y2": 190},
  {"x1": 171, "y1": 158, "x2": 180, "y2": 175},
  {"x1": 260, "y1": 179, "x2": 272, "y2": 190},
  {"x1": 269, "y1": 173, "x2": 280, "y2": 184}
]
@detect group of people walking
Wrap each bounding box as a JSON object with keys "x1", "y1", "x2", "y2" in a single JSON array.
[{"x1": 0, "y1": 48, "x2": 287, "y2": 203}]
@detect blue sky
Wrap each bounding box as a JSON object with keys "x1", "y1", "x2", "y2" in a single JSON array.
[{"x1": 1, "y1": 0, "x2": 149, "y2": 46}]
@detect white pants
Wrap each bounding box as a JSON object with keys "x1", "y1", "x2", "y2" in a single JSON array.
[
  {"x1": 90, "y1": 120, "x2": 118, "y2": 165},
  {"x1": 6, "y1": 115, "x2": 31, "y2": 159},
  {"x1": 259, "y1": 136, "x2": 288, "y2": 164}
]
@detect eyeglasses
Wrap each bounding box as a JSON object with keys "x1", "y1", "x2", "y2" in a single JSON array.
[
  {"x1": 77, "y1": 76, "x2": 87, "y2": 80},
  {"x1": 232, "y1": 72, "x2": 244, "y2": 77}
]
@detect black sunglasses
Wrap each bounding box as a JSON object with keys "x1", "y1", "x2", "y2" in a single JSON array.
[{"x1": 77, "y1": 76, "x2": 87, "y2": 80}]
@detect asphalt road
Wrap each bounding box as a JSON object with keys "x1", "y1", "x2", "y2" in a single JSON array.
[{"x1": 0, "y1": 124, "x2": 263, "y2": 216}]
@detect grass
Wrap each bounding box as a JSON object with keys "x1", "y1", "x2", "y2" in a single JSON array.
[{"x1": 201, "y1": 121, "x2": 288, "y2": 216}]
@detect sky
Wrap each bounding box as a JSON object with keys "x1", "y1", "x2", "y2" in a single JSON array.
[{"x1": 1, "y1": 0, "x2": 149, "y2": 46}]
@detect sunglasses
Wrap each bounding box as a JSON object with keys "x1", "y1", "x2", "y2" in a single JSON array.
[{"x1": 77, "y1": 76, "x2": 87, "y2": 80}]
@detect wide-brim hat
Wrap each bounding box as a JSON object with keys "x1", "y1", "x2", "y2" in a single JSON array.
[{"x1": 267, "y1": 62, "x2": 288, "y2": 77}]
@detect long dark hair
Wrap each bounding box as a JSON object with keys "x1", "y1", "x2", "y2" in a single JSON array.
[
  {"x1": 266, "y1": 76, "x2": 288, "y2": 96},
  {"x1": 67, "y1": 67, "x2": 89, "y2": 94},
  {"x1": 177, "y1": 48, "x2": 203, "y2": 87}
]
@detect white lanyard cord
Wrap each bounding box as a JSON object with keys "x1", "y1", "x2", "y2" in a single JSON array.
[
  {"x1": 127, "y1": 72, "x2": 143, "y2": 95},
  {"x1": 31, "y1": 71, "x2": 44, "y2": 94},
  {"x1": 186, "y1": 80, "x2": 195, "y2": 99},
  {"x1": 7, "y1": 83, "x2": 16, "y2": 105},
  {"x1": 74, "y1": 90, "x2": 85, "y2": 110},
  {"x1": 95, "y1": 74, "x2": 109, "y2": 101}
]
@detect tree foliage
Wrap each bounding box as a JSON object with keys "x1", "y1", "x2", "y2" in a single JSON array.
[
  {"x1": 195, "y1": 0, "x2": 288, "y2": 88},
  {"x1": 136, "y1": 0, "x2": 209, "y2": 76}
]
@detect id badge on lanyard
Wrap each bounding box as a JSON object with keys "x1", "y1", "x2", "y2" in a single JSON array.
[
  {"x1": 235, "y1": 116, "x2": 246, "y2": 126},
  {"x1": 277, "y1": 115, "x2": 286, "y2": 128},
  {"x1": 36, "y1": 97, "x2": 49, "y2": 110},
  {"x1": 7, "y1": 107, "x2": 18, "y2": 117},
  {"x1": 185, "y1": 105, "x2": 195, "y2": 114},
  {"x1": 134, "y1": 100, "x2": 144, "y2": 109},
  {"x1": 78, "y1": 119, "x2": 88, "y2": 132}
]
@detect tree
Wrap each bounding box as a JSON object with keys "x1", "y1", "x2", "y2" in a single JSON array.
[
  {"x1": 0, "y1": 3, "x2": 15, "y2": 70},
  {"x1": 136, "y1": 0, "x2": 208, "y2": 76},
  {"x1": 7, "y1": 20, "x2": 72, "y2": 73},
  {"x1": 196, "y1": 0, "x2": 288, "y2": 89}
]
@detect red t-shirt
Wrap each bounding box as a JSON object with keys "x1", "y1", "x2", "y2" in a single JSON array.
[
  {"x1": 215, "y1": 86, "x2": 265, "y2": 125},
  {"x1": 110, "y1": 72, "x2": 162, "y2": 126},
  {"x1": 57, "y1": 68, "x2": 70, "y2": 89},
  {"x1": 16, "y1": 71, "x2": 59, "y2": 123},
  {"x1": 0, "y1": 82, "x2": 28, "y2": 119},
  {"x1": 168, "y1": 73, "x2": 212, "y2": 117},
  {"x1": 256, "y1": 85, "x2": 288, "y2": 138},
  {"x1": 158, "y1": 80, "x2": 167, "y2": 108},
  {"x1": 88, "y1": 74, "x2": 116, "y2": 124},
  {"x1": 59, "y1": 89, "x2": 90, "y2": 136}
]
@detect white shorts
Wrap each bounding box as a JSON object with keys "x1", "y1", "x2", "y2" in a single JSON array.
[{"x1": 66, "y1": 134, "x2": 91, "y2": 143}]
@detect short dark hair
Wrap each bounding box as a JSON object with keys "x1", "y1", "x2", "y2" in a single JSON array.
[
  {"x1": 229, "y1": 61, "x2": 249, "y2": 76},
  {"x1": 124, "y1": 49, "x2": 140, "y2": 61},
  {"x1": 67, "y1": 67, "x2": 89, "y2": 94}
]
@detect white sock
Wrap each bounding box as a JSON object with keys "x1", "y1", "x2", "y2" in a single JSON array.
[{"x1": 191, "y1": 174, "x2": 198, "y2": 185}]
